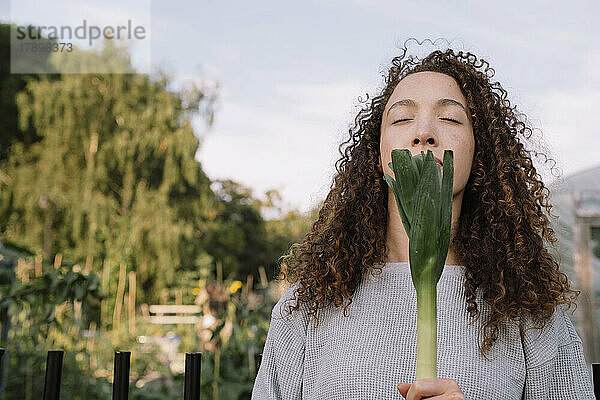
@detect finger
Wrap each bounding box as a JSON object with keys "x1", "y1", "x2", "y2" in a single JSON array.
[
  {"x1": 409, "y1": 378, "x2": 452, "y2": 398},
  {"x1": 397, "y1": 382, "x2": 410, "y2": 398},
  {"x1": 417, "y1": 393, "x2": 465, "y2": 400}
]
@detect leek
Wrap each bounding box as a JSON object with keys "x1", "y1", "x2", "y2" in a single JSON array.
[{"x1": 383, "y1": 149, "x2": 454, "y2": 379}]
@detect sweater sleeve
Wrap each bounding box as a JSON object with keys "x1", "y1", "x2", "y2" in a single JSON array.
[
  {"x1": 521, "y1": 305, "x2": 595, "y2": 399},
  {"x1": 251, "y1": 285, "x2": 306, "y2": 400}
]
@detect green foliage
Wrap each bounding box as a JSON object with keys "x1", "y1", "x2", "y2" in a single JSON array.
[
  {"x1": 0, "y1": 240, "x2": 106, "y2": 399},
  {"x1": 0, "y1": 223, "x2": 302, "y2": 400},
  {"x1": 0, "y1": 240, "x2": 104, "y2": 329},
  {"x1": 206, "y1": 179, "x2": 270, "y2": 281},
  {"x1": 0, "y1": 23, "x2": 53, "y2": 163},
  {"x1": 1, "y1": 267, "x2": 104, "y2": 322},
  {"x1": 0, "y1": 22, "x2": 324, "y2": 399},
  {"x1": 0, "y1": 19, "x2": 317, "y2": 301},
  {"x1": 0, "y1": 34, "x2": 219, "y2": 304},
  {"x1": 3, "y1": 277, "x2": 278, "y2": 400}
]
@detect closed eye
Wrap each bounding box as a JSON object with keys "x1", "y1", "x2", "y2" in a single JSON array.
[
  {"x1": 392, "y1": 118, "x2": 461, "y2": 124},
  {"x1": 440, "y1": 118, "x2": 460, "y2": 124},
  {"x1": 392, "y1": 118, "x2": 412, "y2": 124}
]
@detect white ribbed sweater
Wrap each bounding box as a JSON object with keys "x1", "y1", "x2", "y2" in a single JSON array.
[{"x1": 251, "y1": 262, "x2": 595, "y2": 399}]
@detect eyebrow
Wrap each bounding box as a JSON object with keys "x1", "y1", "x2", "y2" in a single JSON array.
[{"x1": 386, "y1": 98, "x2": 467, "y2": 117}]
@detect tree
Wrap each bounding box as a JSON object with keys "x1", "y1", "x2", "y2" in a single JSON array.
[
  {"x1": 0, "y1": 23, "x2": 56, "y2": 162},
  {"x1": 0, "y1": 39, "x2": 218, "y2": 306},
  {"x1": 203, "y1": 179, "x2": 271, "y2": 281}
]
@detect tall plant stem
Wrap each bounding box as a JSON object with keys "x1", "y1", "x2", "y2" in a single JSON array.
[{"x1": 416, "y1": 282, "x2": 438, "y2": 380}]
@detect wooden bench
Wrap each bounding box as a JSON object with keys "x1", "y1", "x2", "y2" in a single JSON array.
[{"x1": 142, "y1": 304, "x2": 201, "y2": 325}]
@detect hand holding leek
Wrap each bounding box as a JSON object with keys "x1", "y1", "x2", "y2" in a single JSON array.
[{"x1": 383, "y1": 148, "x2": 454, "y2": 380}]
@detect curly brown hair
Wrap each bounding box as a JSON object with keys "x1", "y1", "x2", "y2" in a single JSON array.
[{"x1": 276, "y1": 39, "x2": 581, "y2": 359}]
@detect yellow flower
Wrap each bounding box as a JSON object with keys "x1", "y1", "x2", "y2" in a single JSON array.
[
  {"x1": 192, "y1": 287, "x2": 200, "y2": 296},
  {"x1": 229, "y1": 280, "x2": 242, "y2": 294}
]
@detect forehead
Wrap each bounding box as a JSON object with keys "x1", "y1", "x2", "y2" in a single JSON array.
[{"x1": 389, "y1": 71, "x2": 466, "y2": 103}]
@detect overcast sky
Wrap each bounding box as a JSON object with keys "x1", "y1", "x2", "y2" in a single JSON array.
[{"x1": 3, "y1": 0, "x2": 600, "y2": 217}]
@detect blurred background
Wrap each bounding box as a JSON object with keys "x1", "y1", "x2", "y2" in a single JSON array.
[{"x1": 0, "y1": 0, "x2": 599, "y2": 399}]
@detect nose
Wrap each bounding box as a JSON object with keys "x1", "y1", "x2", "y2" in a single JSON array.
[
  {"x1": 411, "y1": 115, "x2": 439, "y2": 149},
  {"x1": 412, "y1": 133, "x2": 436, "y2": 146},
  {"x1": 411, "y1": 130, "x2": 438, "y2": 148}
]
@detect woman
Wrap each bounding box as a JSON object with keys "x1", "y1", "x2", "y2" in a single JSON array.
[{"x1": 251, "y1": 42, "x2": 595, "y2": 399}]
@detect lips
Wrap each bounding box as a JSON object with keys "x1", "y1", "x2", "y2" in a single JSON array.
[{"x1": 413, "y1": 153, "x2": 443, "y2": 167}]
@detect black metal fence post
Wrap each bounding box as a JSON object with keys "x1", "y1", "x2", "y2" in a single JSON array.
[
  {"x1": 112, "y1": 351, "x2": 131, "y2": 400},
  {"x1": 0, "y1": 346, "x2": 4, "y2": 395},
  {"x1": 184, "y1": 352, "x2": 202, "y2": 400},
  {"x1": 43, "y1": 350, "x2": 64, "y2": 400},
  {"x1": 593, "y1": 362, "x2": 600, "y2": 399}
]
